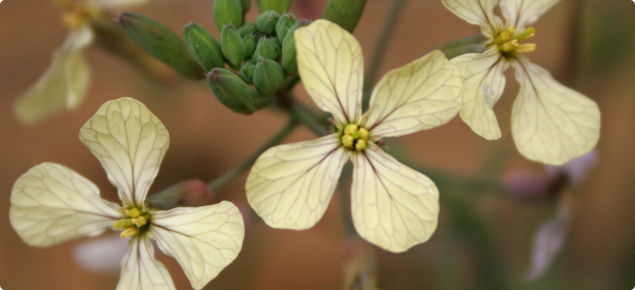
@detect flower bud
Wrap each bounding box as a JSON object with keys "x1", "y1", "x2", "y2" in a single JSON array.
[
  {"x1": 256, "y1": 10, "x2": 280, "y2": 34},
  {"x1": 207, "y1": 68, "x2": 258, "y2": 114},
  {"x1": 146, "y1": 180, "x2": 215, "y2": 210},
  {"x1": 242, "y1": 33, "x2": 257, "y2": 57},
  {"x1": 281, "y1": 19, "x2": 308, "y2": 75},
  {"x1": 240, "y1": 62, "x2": 256, "y2": 83},
  {"x1": 252, "y1": 37, "x2": 280, "y2": 60},
  {"x1": 183, "y1": 21, "x2": 225, "y2": 72},
  {"x1": 253, "y1": 57, "x2": 284, "y2": 96},
  {"x1": 220, "y1": 23, "x2": 247, "y2": 67},
  {"x1": 322, "y1": 0, "x2": 368, "y2": 32},
  {"x1": 240, "y1": 22, "x2": 257, "y2": 37},
  {"x1": 212, "y1": 0, "x2": 243, "y2": 31},
  {"x1": 240, "y1": 0, "x2": 252, "y2": 13},
  {"x1": 275, "y1": 12, "x2": 297, "y2": 40},
  {"x1": 259, "y1": 0, "x2": 292, "y2": 14},
  {"x1": 118, "y1": 12, "x2": 203, "y2": 79}
]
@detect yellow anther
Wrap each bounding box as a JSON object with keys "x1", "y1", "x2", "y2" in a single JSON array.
[
  {"x1": 125, "y1": 208, "x2": 141, "y2": 218},
  {"x1": 120, "y1": 227, "x2": 140, "y2": 239},
  {"x1": 134, "y1": 216, "x2": 147, "y2": 227},
  {"x1": 341, "y1": 135, "x2": 354, "y2": 148},
  {"x1": 113, "y1": 219, "x2": 134, "y2": 229},
  {"x1": 62, "y1": 13, "x2": 85, "y2": 29},
  {"x1": 355, "y1": 139, "x2": 367, "y2": 151},
  {"x1": 344, "y1": 124, "x2": 358, "y2": 136},
  {"x1": 500, "y1": 39, "x2": 519, "y2": 52},
  {"x1": 358, "y1": 128, "x2": 369, "y2": 140},
  {"x1": 514, "y1": 43, "x2": 537, "y2": 54},
  {"x1": 500, "y1": 27, "x2": 515, "y2": 41}
]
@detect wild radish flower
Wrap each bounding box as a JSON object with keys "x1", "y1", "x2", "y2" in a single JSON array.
[
  {"x1": 14, "y1": 0, "x2": 149, "y2": 125},
  {"x1": 10, "y1": 98, "x2": 244, "y2": 290},
  {"x1": 443, "y1": 0, "x2": 601, "y2": 165},
  {"x1": 246, "y1": 20, "x2": 463, "y2": 253}
]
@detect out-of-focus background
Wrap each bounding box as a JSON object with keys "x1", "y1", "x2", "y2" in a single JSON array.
[{"x1": 1, "y1": 0, "x2": 634, "y2": 289}]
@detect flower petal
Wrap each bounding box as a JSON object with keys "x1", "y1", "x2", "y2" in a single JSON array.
[
  {"x1": 452, "y1": 50, "x2": 508, "y2": 140},
  {"x1": 14, "y1": 25, "x2": 93, "y2": 125},
  {"x1": 511, "y1": 57, "x2": 600, "y2": 165},
  {"x1": 80, "y1": 97, "x2": 170, "y2": 207},
  {"x1": 10, "y1": 163, "x2": 123, "y2": 247},
  {"x1": 117, "y1": 236, "x2": 176, "y2": 290},
  {"x1": 149, "y1": 201, "x2": 245, "y2": 290},
  {"x1": 246, "y1": 134, "x2": 349, "y2": 230},
  {"x1": 350, "y1": 144, "x2": 439, "y2": 253},
  {"x1": 500, "y1": 0, "x2": 560, "y2": 31},
  {"x1": 362, "y1": 50, "x2": 462, "y2": 139},
  {"x1": 89, "y1": 0, "x2": 150, "y2": 9},
  {"x1": 295, "y1": 19, "x2": 364, "y2": 125},
  {"x1": 442, "y1": 0, "x2": 503, "y2": 38}
]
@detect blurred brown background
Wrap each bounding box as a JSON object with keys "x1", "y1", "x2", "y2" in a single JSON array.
[{"x1": 1, "y1": 0, "x2": 635, "y2": 289}]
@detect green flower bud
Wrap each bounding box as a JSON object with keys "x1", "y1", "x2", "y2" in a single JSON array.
[
  {"x1": 118, "y1": 12, "x2": 203, "y2": 79},
  {"x1": 256, "y1": 10, "x2": 280, "y2": 34},
  {"x1": 240, "y1": 62, "x2": 256, "y2": 83},
  {"x1": 322, "y1": 0, "x2": 368, "y2": 32},
  {"x1": 241, "y1": 0, "x2": 252, "y2": 13},
  {"x1": 242, "y1": 33, "x2": 257, "y2": 56},
  {"x1": 240, "y1": 22, "x2": 257, "y2": 37},
  {"x1": 253, "y1": 57, "x2": 284, "y2": 96},
  {"x1": 220, "y1": 24, "x2": 247, "y2": 67},
  {"x1": 252, "y1": 37, "x2": 280, "y2": 60},
  {"x1": 183, "y1": 21, "x2": 225, "y2": 72},
  {"x1": 269, "y1": 36, "x2": 281, "y2": 48},
  {"x1": 207, "y1": 68, "x2": 258, "y2": 115},
  {"x1": 275, "y1": 13, "x2": 297, "y2": 40},
  {"x1": 281, "y1": 19, "x2": 309, "y2": 76},
  {"x1": 260, "y1": 0, "x2": 292, "y2": 14},
  {"x1": 212, "y1": 0, "x2": 243, "y2": 31}
]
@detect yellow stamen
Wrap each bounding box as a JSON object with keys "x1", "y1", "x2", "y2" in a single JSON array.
[
  {"x1": 358, "y1": 128, "x2": 369, "y2": 140},
  {"x1": 500, "y1": 39, "x2": 519, "y2": 52},
  {"x1": 491, "y1": 27, "x2": 516, "y2": 46},
  {"x1": 125, "y1": 208, "x2": 141, "y2": 218},
  {"x1": 134, "y1": 216, "x2": 147, "y2": 227},
  {"x1": 344, "y1": 124, "x2": 358, "y2": 135},
  {"x1": 120, "y1": 227, "x2": 140, "y2": 238},
  {"x1": 512, "y1": 27, "x2": 535, "y2": 42},
  {"x1": 514, "y1": 43, "x2": 537, "y2": 54},
  {"x1": 355, "y1": 139, "x2": 367, "y2": 151},
  {"x1": 113, "y1": 219, "x2": 134, "y2": 229},
  {"x1": 342, "y1": 135, "x2": 354, "y2": 148}
]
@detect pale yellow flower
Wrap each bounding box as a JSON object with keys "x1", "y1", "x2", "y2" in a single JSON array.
[
  {"x1": 245, "y1": 20, "x2": 463, "y2": 253},
  {"x1": 14, "y1": 0, "x2": 149, "y2": 125},
  {"x1": 443, "y1": 0, "x2": 601, "y2": 165},
  {"x1": 10, "y1": 98, "x2": 244, "y2": 290}
]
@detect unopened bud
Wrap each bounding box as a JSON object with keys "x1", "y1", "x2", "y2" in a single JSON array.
[
  {"x1": 221, "y1": 24, "x2": 247, "y2": 67},
  {"x1": 252, "y1": 37, "x2": 281, "y2": 60},
  {"x1": 146, "y1": 180, "x2": 216, "y2": 210},
  {"x1": 256, "y1": 10, "x2": 280, "y2": 34},
  {"x1": 183, "y1": 21, "x2": 225, "y2": 72},
  {"x1": 118, "y1": 12, "x2": 203, "y2": 78},
  {"x1": 259, "y1": 0, "x2": 292, "y2": 14},
  {"x1": 322, "y1": 0, "x2": 368, "y2": 32},
  {"x1": 253, "y1": 57, "x2": 284, "y2": 96},
  {"x1": 240, "y1": 22, "x2": 257, "y2": 37},
  {"x1": 207, "y1": 68, "x2": 258, "y2": 114},
  {"x1": 240, "y1": 62, "x2": 256, "y2": 83},
  {"x1": 240, "y1": 0, "x2": 252, "y2": 13},
  {"x1": 243, "y1": 34, "x2": 257, "y2": 57},
  {"x1": 212, "y1": 0, "x2": 243, "y2": 31},
  {"x1": 281, "y1": 19, "x2": 308, "y2": 75},
  {"x1": 275, "y1": 12, "x2": 297, "y2": 40}
]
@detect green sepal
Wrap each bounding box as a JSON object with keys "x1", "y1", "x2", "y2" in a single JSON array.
[
  {"x1": 183, "y1": 21, "x2": 225, "y2": 72},
  {"x1": 322, "y1": 0, "x2": 368, "y2": 32},
  {"x1": 275, "y1": 12, "x2": 297, "y2": 40},
  {"x1": 212, "y1": 0, "x2": 243, "y2": 31},
  {"x1": 240, "y1": 22, "x2": 257, "y2": 37},
  {"x1": 206, "y1": 68, "x2": 258, "y2": 115},
  {"x1": 281, "y1": 19, "x2": 308, "y2": 76},
  {"x1": 253, "y1": 57, "x2": 284, "y2": 96},
  {"x1": 220, "y1": 23, "x2": 247, "y2": 67},
  {"x1": 240, "y1": 62, "x2": 256, "y2": 83},
  {"x1": 256, "y1": 10, "x2": 280, "y2": 34},
  {"x1": 252, "y1": 37, "x2": 281, "y2": 61}
]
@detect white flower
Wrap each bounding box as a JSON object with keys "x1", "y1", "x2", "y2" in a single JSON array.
[
  {"x1": 10, "y1": 97, "x2": 244, "y2": 290},
  {"x1": 443, "y1": 0, "x2": 601, "y2": 165},
  {"x1": 14, "y1": 0, "x2": 149, "y2": 125},
  {"x1": 245, "y1": 20, "x2": 463, "y2": 253}
]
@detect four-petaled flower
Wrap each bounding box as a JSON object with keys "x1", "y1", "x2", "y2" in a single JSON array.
[
  {"x1": 10, "y1": 98, "x2": 245, "y2": 290},
  {"x1": 443, "y1": 0, "x2": 601, "y2": 165},
  {"x1": 14, "y1": 0, "x2": 150, "y2": 125},
  {"x1": 245, "y1": 20, "x2": 464, "y2": 253}
]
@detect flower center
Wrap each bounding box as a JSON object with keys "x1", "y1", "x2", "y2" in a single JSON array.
[
  {"x1": 340, "y1": 124, "x2": 369, "y2": 151},
  {"x1": 113, "y1": 207, "x2": 152, "y2": 238},
  {"x1": 490, "y1": 26, "x2": 536, "y2": 56}
]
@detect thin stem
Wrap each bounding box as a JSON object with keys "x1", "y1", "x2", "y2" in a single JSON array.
[
  {"x1": 289, "y1": 101, "x2": 329, "y2": 136},
  {"x1": 207, "y1": 119, "x2": 298, "y2": 192},
  {"x1": 361, "y1": 0, "x2": 408, "y2": 111}
]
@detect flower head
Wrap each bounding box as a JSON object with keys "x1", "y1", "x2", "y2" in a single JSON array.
[
  {"x1": 443, "y1": 0, "x2": 601, "y2": 165},
  {"x1": 10, "y1": 97, "x2": 244, "y2": 290},
  {"x1": 245, "y1": 20, "x2": 463, "y2": 253},
  {"x1": 14, "y1": 0, "x2": 150, "y2": 125}
]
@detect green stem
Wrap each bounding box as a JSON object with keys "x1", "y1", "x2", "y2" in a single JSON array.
[
  {"x1": 207, "y1": 119, "x2": 298, "y2": 192},
  {"x1": 361, "y1": 0, "x2": 408, "y2": 111},
  {"x1": 437, "y1": 33, "x2": 488, "y2": 59},
  {"x1": 289, "y1": 101, "x2": 330, "y2": 136}
]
